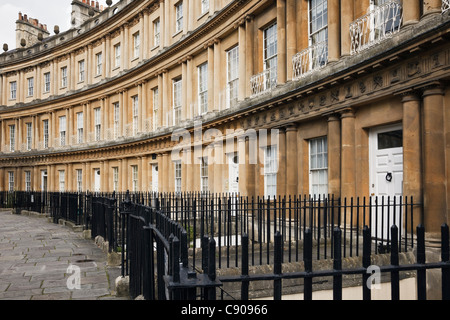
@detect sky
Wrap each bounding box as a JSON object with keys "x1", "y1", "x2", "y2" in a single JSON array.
[{"x1": 0, "y1": 0, "x2": 110, "y2": 50}]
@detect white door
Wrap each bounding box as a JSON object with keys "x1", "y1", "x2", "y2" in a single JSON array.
[
  {"x1": 152, "y1": 164, "x2": 159, "y2": 192},
  {"x1": 369, "y1": 124, "x2": 403, "y2": 240},
  {"x1": 94, "y1": 169, "x2": 101, "y2": 193},
  {"x1": 228, "y1": 153, "x2": 239, "y2": 194},
  {"x1": 41, "y1": 170, "x2": 48, "y2": 192}
]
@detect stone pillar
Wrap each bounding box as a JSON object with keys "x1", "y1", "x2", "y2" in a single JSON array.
[
  {"x1": 246, "y1": 135, "x2": 257, "y2": 198},
  {"x1": 277, "y1": 128, "x2": 286, "y2": 197},
  {"x1": 401, "y1": 91, "x2": 423, "y2": 228},
  {"x1": 186, "y1": 56, "x2": 193, "y2": 119},
  {"x1": 238, "y1": 22, "x2": 246, "y2": 100},
  {"x1": 340, "y1": 109, "x2": 356, "y2": 200},
  {"x1": 286, "y1": 0, "x2": 297, "y2": 81},
  {"x1": 277, "y1": 0, "x2": 287, "y2": 84},
  {"x1": 328, "y1": 0, "x2": 340, "y2": 62},
  {"x1": 327, "y1": 114, "x2": 341, "y2": 198},
  {"x1": 286, "y1": 125, "x2": 298, "y2": 196},
  {"x1": 207, "y1": 44, "x2": 215, "y2": 113},
  {"x1": 423, "y1": 0, "x2": 442, "y2": 16},
  {"x1": 213, "y1": 142, "x2": 224, "y2": 193},
  {"x1": 245, "y1": 15, "x2": 254, "y2": 98},
  {"x1": 422, "y1": 84, "x2": 446, "y2": 238},
  {"x1": 340, "y1": 0, "x2": 354, "y2": 57},
  {"x1": 238, "y1": 136, "x2": 247, "y2": 196},
  {"x1": 213, "y1": 39, "x2": 221, "y2": 111},
  {"x1": 403, "y1": 0, "x2": 421, "y2": 26}
]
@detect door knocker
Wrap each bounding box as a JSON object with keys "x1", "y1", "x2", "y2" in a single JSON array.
[{"x1": 386, "y1": 172, "x2": 393, "y2": 182}]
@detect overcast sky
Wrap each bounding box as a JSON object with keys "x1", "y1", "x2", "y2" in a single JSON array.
[{"x1": 0, "y1": 0, "x2": 110, "y2": 50}]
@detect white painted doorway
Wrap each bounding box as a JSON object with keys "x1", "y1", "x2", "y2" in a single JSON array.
[
  {"x1": 228, "y1": 153, "x2": 239, "y2": 194},
  {"x1": 152, "y1": 164, "x2": 159, "y2": 192},
  {"x1": 369, "y1": 124, "x2": 403, "y2": 241},
  {"x1": 94, "y1": 169, "x2": 101, "y2": 193},
  {"x1": 41, "y1": 170, "x2": 48, "y2": 192}
]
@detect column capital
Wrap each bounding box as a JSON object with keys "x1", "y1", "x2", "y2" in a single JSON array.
[
  {"x1": 285, "y1": 124, "x2": 297, "y2": 132},
  {"x1": 340, "y1": 108, "x2": 355, "y2": 118}
]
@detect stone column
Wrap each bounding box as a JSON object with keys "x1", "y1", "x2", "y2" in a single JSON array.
[
  {"x1": 238, "y1": 135, "x2": 247, "y2": 196},
  {"x1": 186, "y1": 56, "x2": 193, "y2": 119},
  {"x1": 246, "y1": 135, "x2": 257, "y2": 198},
  {"x1": 328, "y1": 0, "x2": 340, "y2": 62},
  {"x1": 286, "y1": 125, "x2": 298, "y2": 196},
  {"x1": 327, "y1": 114, "x2": 341, "y2": 198},
  {"x1": 340, "y1": 0, "x2": 354, "y2": 57},
  {"x1": 286, "y1": 0, "x2": 297, "y2": 81},
  {"x1": 277, "y1": 0, "x2": 287, "y2": 84},
  {"x1": 213, "y1": 142, "x2": 224, "y2": 193},
  {"x1": 423, "y1": 0, "x2": 442, "y2": 16},
  {"x1": 238, "y1": 21, "x2": 246, "y2": 100},
  {"x1": 207, "y1": 44, "x2": 215, "y2": 113},
  {"x1": 245, "y1": 15, "x2": 254, "y2": 98},
  {"x1": 422, "y1": 84, "x2": 446, "y2": 238},
  {"x1": 401, "y1": 91, "x2": 423, "y2": 228},
  {"x1": 277, "y1": 128, "x2": 286, "y2": 197},
  {"x1": 213, "y1": 39, "x2": 221, "y2": 111},
  {"x1": 340, "y1": 108, "x2": 356, "y2": 200},
  {"x1": 403, "y1": 0, "x2": 421, "y2": 26}
]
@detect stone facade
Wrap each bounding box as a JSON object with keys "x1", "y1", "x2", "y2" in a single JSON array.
[{"x1": 0, "y1": 0, "x2": 450, "y2": 238}]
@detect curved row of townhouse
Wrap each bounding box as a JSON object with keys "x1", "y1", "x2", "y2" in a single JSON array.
[{"x1": 1, "y1": 0, "x2": 450, "y2": 235}]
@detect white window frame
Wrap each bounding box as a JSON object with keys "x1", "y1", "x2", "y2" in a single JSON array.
[
  {"x1": 9, "y1": 125, "x2": 15, "y2": 152},
  {"x1": 152, "y1": 87, "x2": 159, "y2": 130},
  {"x1": 132, "y1": 165, "x2": 138, "y2": 192},
  {"x1": 133, "y1": 32, "x2": 140, "y2": 59},
  {"x1": 77, "y1": 112, "x2": 84, "y2": 144},
  {"x1": 59, "y1": 116, "x2": 67, "y2": 147},
  {"x1": 308, "y1": 0, "x2": 328, "y2": 46},
  {"x1": 25, "y1": 171, "x2": 31, "y2": 192},
  {"x1": 59, "y1": 170, "x2": 65, "y2": 193},
  {"x1": 44, "y1": 72, "x2": 51, "y2": 93},
  {"x1": 309, "y1": 137, "x2": 328, "y2": 197},
  {"x1": 113, "y1": 167, "x2": 119, "y2": 192},
  {"x1": 153, "y1": 19, "x2": 160, "y2": 47},
  {"x1": 94, "y1": 108, "x2": 101, "y2": 141},
  {"x1": 173, "y1": 78, "x2": 182, "y2": 126},
  {"x1": 175, "y1": 1, "x2": 184, "y2": 33},
  {"x1": 264, "y1": 145, "x2": 278, "y2": 199},
  {"x1": 96, "y1": 52, "x2": 103, "y2": 76},
  {"x1": 113, "y1": 102, "x2": 120, "y2": 139},
  {"x1": 26, "y1": 122, "x2": 32, "y2": 151},
  {"x1": 226, "y1": 46, "x2": 239, "y2": 108},
  {"x1": 200, "y1": 157, "x2": 208, "y2": 193},
  {"x1": 61, "y1": 66, "x2": 68, "y2": 88},
  {"x1": 8, "y1": 171, "x2": 14, "y2": 192},
  {"x1": 77, "y1": 169, "x2": 83, "y2": 192},
  {"x1": 10, "y1": 81, "x2": 17, "y2": 100},
  {"x1": 132, "y1": 96, "x2": 139, "y2": 136},
  {"x1": 198, "y1": 63, "x2": 208, "y2": 115},
  {"x1": 79, "y1": 60, "x2": 85, "y2": 82},
  {"x1": 263, "y1": 23, "x2": 278, "y2": 89},
  {"x1": 201, "y1": 0, "x2": 209, "y2": 14},
  {"x1": 43, "y1": 119, "x2": 49, "y2": 149},
  {"x1": 27, "y1": 77, "x2": 34, "y2": 97},
  {"x1": 174, "y1": 161, "x2": 182, "y2": 193},
  {"x1": 114, "y1": 44, "x2": 121, "y2": 68}
]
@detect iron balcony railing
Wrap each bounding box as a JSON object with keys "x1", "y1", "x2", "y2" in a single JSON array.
[
  {"x1": 250, "y1": 68, "x2": 277, "y2": 97},
  {"x1": 443, "y1": 0, "x2": 450, "y2": 14},
  {"x1": 292, "y1": 41, "x2": 328, "y2": 80},
  {"x1": 350, "y1": 0, "x2": 403, "y2": 55}
]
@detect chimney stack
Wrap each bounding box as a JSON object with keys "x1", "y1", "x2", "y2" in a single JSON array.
[{"x1": 15, "y1": 12, "x2": 50, "y2": 49}]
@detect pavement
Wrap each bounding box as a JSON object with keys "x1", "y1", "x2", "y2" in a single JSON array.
[{"x1": 0, "y1": 209, "x2": 128, "y2": 300}]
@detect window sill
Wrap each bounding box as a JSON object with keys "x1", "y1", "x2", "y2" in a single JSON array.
[
  {"x1": 172, "y1": 30, "x2": 183, "y2": 38},
  {"x1": 197, "y1": 12, "x2": 209, "y2": 21}
]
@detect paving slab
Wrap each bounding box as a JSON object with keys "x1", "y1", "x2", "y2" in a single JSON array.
[{"x1": 0, "y1": 210, "x2": 128, "y2": 300}]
